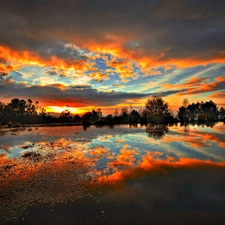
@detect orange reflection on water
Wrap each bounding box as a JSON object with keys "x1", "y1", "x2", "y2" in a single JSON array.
[
  {"x1": 1, "y1": 140, "x2": 225, "y2": 225},
  {"x1": 159, "y1": 125, "x2": 225, "y2": 150},
  {"x1": 88, "y1": 146, "x2": 110, "y2": 158},
  {"x1": 108, "y1": 144, "x2": 139, "y2": 170},
  {"x1": 2, "y1": 137, "x2": 225, "y2": 185},
  {"x1": 1, "y1": 138, "x2": 225, "y2": 223},
  {"x1": 99, "y1": 150, "x2": 225, "y2": 183}
]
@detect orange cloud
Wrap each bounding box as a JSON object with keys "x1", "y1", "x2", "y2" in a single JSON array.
[
  {"x1": 86, "y1": 39, "x2": 225, "y2": 72},
  {"x1": 88, "y1": 146, "x2": 110, "y2": 157},
  {"x1": 209, "y1": 92, "x2": 225, "y2": 99},
  {"x1": 162, "y1": 130, "x2": 224, "y2": 150},
  {"x1": 162, "y1": 77, "x2": 209, "y2": 90},
  {"x1": 215, "y1": 76, "x2": 225, "y2": 82},
  {"x1": 0, "y1": 45, "x2": 89, "y2": 73},
  {"x1": 108, "y1": 144, "x2": 139, "y2": 170},
  {"x1": 106, "y1": 57, "x2": 135, "y2": 82},
  {"x1": 101, "y1": 152, "x2": 225, "y2": 182},
  {"x1": 87, "y1": 72, "x2": 109, "y2": 82},
  {"x1": 1, "y1": 39, "x2": 225, "y2": 84},
  {"x1": 161, "y1": 76, "x2": 225, "y2": 97}
]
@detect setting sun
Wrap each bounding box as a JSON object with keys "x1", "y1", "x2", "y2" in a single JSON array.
[{"x1": 45, "y1": 106, "x2": 85, "y2": 115}]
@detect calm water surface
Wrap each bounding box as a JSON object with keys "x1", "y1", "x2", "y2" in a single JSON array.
[{"x1": 0, "y1": 123, "x2": 225, "y2": 225}]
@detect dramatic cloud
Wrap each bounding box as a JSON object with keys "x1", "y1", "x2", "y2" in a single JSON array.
[
  {"x1": 87, "y1": 72, "x2": 109, "y2": 82},
  {"x1": 161, "y1": 76, "x2": 225, "y2": 96},
  {"x1": 0, "y1": 0, "x2": 224, "y2": 69},
  {"x1": 209, "y1": 91, "x2": 225, "y2": 99},
  {"x1": 0, "y1": 0, "x2": 224, "y2": 111},
  {"x1": 0, "y1": 80, "x2": 178, "y2": 107},
  {"x1": 0, "y1": 43, "x2": 89, "y2": 73}
]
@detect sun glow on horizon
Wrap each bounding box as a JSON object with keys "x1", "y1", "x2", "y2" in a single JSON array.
[{"x1": 45, "y1": 106, "x2": 85, "y2": 115}]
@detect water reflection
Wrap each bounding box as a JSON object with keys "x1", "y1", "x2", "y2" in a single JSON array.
[
  {"x1": 129, "y1": 123, "x2": 138, "y2": 128},
  {"x1": 0, "y1": 123, "x2": 225, "y2": 161},
  {"x1": 0, "y1": 123, "x2": 225, "y2": 224},
  {"x1": 180, "y1": 121, "x2": 217, "y2": 128},
  {"x1": 1, "y1": 138, "x2": 225, "y2": 224},
  {"x1": 182, "y1": 124, "x2": 190, "y2": 136},
  {"x1": 145, "y1": 124, "x2": 169, "y2": 139},
  {"x1": 94, "y1": 124, "x2": 115, "y2": 129}
]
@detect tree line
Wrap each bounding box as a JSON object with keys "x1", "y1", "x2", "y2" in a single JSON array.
[
  {"x1": 177, "y1": 98, "x2": 225, "y2": 123},
  {"x1": 0, "y1": 96, "x2": 224, "y2": 128}
]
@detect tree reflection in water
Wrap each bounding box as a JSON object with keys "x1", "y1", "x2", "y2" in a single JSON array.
[
  {"x1": 183, "y1": 124, "x2": 190, "y2": 136},
  {"x1": 145, "y1": 124, "x2": 169, "y2": 139}
]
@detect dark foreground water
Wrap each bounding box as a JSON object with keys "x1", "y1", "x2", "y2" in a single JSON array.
[{"x1": 0, "y1": 123, "x2": 225, "y2": 225}]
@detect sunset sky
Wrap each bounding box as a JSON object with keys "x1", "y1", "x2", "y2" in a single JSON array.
[{"x1": 0, "y1": 0, "x2": 224, "y2": 115}]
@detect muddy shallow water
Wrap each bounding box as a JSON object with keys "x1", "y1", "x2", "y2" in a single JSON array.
[{"x1": 0, "y1": 123, "x2": 225, "y2": 225}]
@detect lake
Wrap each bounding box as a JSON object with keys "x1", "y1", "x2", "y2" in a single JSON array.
[{"x1": 0, "y1": 123, "x2": 225, "y2": 225}]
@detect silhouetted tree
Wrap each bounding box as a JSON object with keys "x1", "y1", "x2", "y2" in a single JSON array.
[
  {"x1": 26, "y1": 99, "x2": 37, "y2": 116},
  {"x1": 0, "y1": 98, "x2": 43, "y2": 124},
  {"x1": 39, "y1": 107, "x2": 47, "y2": 117},
  {"x1": 36, "y1": 107, "x2": 47, "y2": 123},
  {"x1": 59, "y1": 109, "x2": 72, "y2": 123},
  {"x1": 178, "y1": 100, "x2": 219, "y2": 122},
  {"x1": 143, "y1": 96, "x2": 171, "y2": 123},
  {"x1": 0, "y1": 97, "x2": 223, "y2": 126},
  {"x1": 201, "y1": 100, "x2": 218, "y2": 121},
  {"x1": 121, "y1": 107, "x2": 128, "y2": 116},
  {"x1": 0, "y1": 101, "x2": 5, "y2": 123},
  {"x1": 74, "y1": 114, "x2": 81, "y2": 123},
  {"x1": 219, "y1": 107, "x2": 225, "y2": 121},
  {"x1": 8, "y1": 98, "x2": 26, "y2": 122},
  {"x1": 82, "y1": 109, "x2": 101, "y2": 124},
  {"x1": 82, "y1": 111, "x2": 92, "y2": 124},
  {"x1": 96, "y1": 108, "x2": 103, "y2": 119},
  {"x1": 138, "y1": 108, "x2": 147, "y2": 124},
  {"x1": 120, "y1": 107, "x2": 129, "y2": 123},
  {"x1": 129, "y1": 109, "x2": 140, "y2": 124},
  {"x1": 106, "y1": 114, "x2": 113, "y2": 122}
]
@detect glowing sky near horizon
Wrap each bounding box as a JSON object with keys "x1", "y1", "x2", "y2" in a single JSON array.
[{"x1": 0, "y1": 0, "x2": 224, "y2": 115}]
